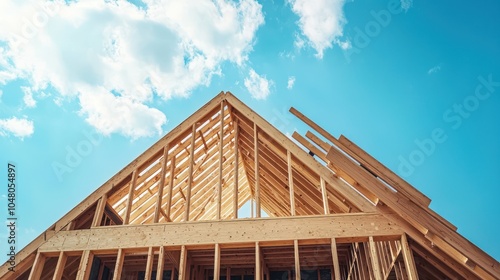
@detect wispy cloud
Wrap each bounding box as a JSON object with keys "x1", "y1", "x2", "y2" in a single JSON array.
[
  {"x1": 400, "y1": 0, "x2": 413, "y2": 12},
  {"x1": 244, "y1": 69, "x2": 273, "y2": 100},
  {"x1": 22, "y1": 87, "x2": 36, "y2": 108},
  {"x1": 0, "y1": 117, "x2": 34, "y2": 139},
  {"x1": 0, "y1": 0, "x2": 264, "y2": 139},
  {"x1": 287, "y1": 76, "x2": 296, "y2": 90},
  {"x1": 428, "y1": 64, "x2": 442, "y2": 75},
  {"x1": 289, "y1": 0, "x2": 348, "y2": 58}
]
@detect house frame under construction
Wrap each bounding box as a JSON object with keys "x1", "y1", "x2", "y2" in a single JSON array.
[{"x1": 1, "y1": 91, "x2": 499, "y2": 280}]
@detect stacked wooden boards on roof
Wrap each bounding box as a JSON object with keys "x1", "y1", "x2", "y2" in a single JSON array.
[{"x1": 1, "y1": 91, "x2": 498, "y2": 280}]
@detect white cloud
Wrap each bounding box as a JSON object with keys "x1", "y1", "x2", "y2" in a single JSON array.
[
  {"x1": 287, "y1": 76, "x2": 296, "y2": 90},
  {"x1": 78, "y1": 88, "x2": 166, "y2": 139},
  {"x1": 289, "y1": 0, "x2": 347, "y2": 58},
  {"x1": 244, "y1": 69, "x2": 272, "y2": 100},
  {"x1": 400, "y1": 0, "x2": 413, "y2": 12},
  {"x1": 428, "y1": 65, "x2": 441, "y2": 75},
  {"x1": 0, "y1": 117, "x2": 34, "y2": 139},
  {"x1": 22, "y1": 87, "x2": 36, "y2": 108},
  {"x1": 0, "y1": 0, "x2": 264, "y2": 138}
]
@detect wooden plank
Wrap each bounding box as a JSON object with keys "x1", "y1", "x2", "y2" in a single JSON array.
[
  {"x1": 123, "y1": 169, "x2": 138, "y2": 225},
  {"x1": 185, "y1": 124, "x2": 196, "y2": 222},
  {"x1": 338, "y1": 135, "x2": 430, "y2": 208},
  {"x1": 400, "y1": 235, "x2": 419, "y2": 280},
  {"x1": 39, "y1": 214, "x2": 402, "y2": 252},
  {"x1": 91, "y1": 194, "x2": 107, "y2": 227},
  {"x1": 256, "y1": 242, "x2": 261, "y2": 280},
  {"x1": 327, "y1": 147, "x2": 500, "y2": 278},
  {"x1": 320, "y1": 177, "x2": 329, "y2": 215},
  {"x1": 294, "y1": 240, "x2": 301, "y2": 280},
  {"x1": 154, "y1": 146, "x2": 169, "y2": 223},
  {"x1": 28, "y1": 251, "x2": 45, "y2": 280},
  {"x1": 331, "y1": 238, "x2": 341, "y2": 280},
  {"x1": 165, "y1": 155, "x2": 176, "y2": 220},
  {"x1": 214, "y1": 244, "x2": 221, "y2": 280},
  {"x1": 156, "y1": 246, "x2": 165, "y2": 280},
  {"x1": 217, "y1": 102, "x2": 225, "y2": 220},
  {"x1": 254, "y1": 122, "x2": 261, "y2": 218},
  {"x1": 179, "y1": 245, "x2": 187, "y2": 280},
  {"x1": 113, "y1": 248, "x2": 125, "y2": 280},
  {"x1": 76, "y1": 250, "x2": 94, "y2": 280},
  {"x1": 144, "y1": 247, "x2": 154, "y2": 280},
  {"x1": 233, "y1": 122, "x2": 239, "y2": 219},
  {"x1": 52, "y1": 251, "x2": 67, "y2": 280},
  {"x1": 338, "y1": 135, "x2": 456, "y2": 232},
  {"x1": 287, "y1": 151, "x2": 296, "y2": 216},
  {"x1": 369, "y1": 236, "x2": 382, "y2": 280}
]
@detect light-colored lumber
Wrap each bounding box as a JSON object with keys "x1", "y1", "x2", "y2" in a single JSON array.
[
  {"x1": 52, "y1": 251, "x2": 67, "y2": 280},
  {"x1": 294, "y1": 240, "x2": 301, "y2": 280},
  {"x1": 76, "y1": 250, "x2": 94, "y2": 280},
  {"x1": 154, "y1": 146, "x2": 169, "y2": 223},
  {"x1": 123, "y1": 169, "x2": 138, "y2": 225},
  {"x1": 185, "y1": 124, "x2": 196, "y2": 222},
  {"x1": 113, "y1": 248, "x2": 125, "y2": 280},
  {"x1": 401, "y1": 234, "x2": 419, "y2": 280},
  {"x1": 217, "y1": 102, "x2": 225, "y2": 220},
  {"x1": 256, "y1": 242, "x2": 261, "y2": 280},
  {"x1": 28, "y1": 251, "x2": 45, "y2": 280},
  {"x1": 40, "y1": 214, "x2": 402, "y2": 252},
  {"x1": 156, "y1": 246, "x2": 165, "y2": 280},
  {"x1": 287, "y1": 151, "x2": 296, "y2": 216},
  {"x1": 254, "y1": 122, "x2": 261, "y2": 218},
  {"x1": 233, "y1": 121, "x2": 239, "y2": 219},
  {"x1": 214, "y1": 243, "x2": 221, "y2": 280},
  {"x1": 369, "y1": 236, "x2": 382, "y2": 280},
  {"x1": 331, "y1": 238, "x2": 341, "y2": 280},
  {"x1": 320, "y1": 177, "x2": 329, "y2": 215},
  {"x1": 144, "y1": 247, "x2": 154, "y2": 280},
  {"x1": 179, "y1": 245, "x2": 187, "y2": 280},
  {"x1": 92, "y1": 194, "x2": 107, "y2": 227}
]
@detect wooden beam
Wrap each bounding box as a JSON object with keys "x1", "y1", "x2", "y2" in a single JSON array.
[
  {"x1": 179, "y1": 245, "x2": 187, "y2": 280},
  {"x1": 233, "y1": 122, "x2": 239, "y2": 219},
  {"x1": 123, "y1": 169, "x2": 138, "y2": 225},
  {"x1": 294, "y1": 240, "x2": 301, "y2": 280},
  {"x1": 40, "y1": 214, "x2": 402, "y2": 252},
  {"x1": 256, "y1": 242, "x2": 261, "y2": 280},
  {"x1": 156, "y1": 246, "x2": 165, "y2": 280},
  {"x1": 91, "y1": 194, "x2": 107, "y2": 227},
  {"x1": 52, "y1": 251, "x2": 67, "y2": 280},
  {"x1": 287, "y1": 151, "x2": 295, "y2": 216},
  {"x1": 330, "y1": 238, "x2": 341, "y2": 280},
  {"x1": 28, "y1": 251, "x2": 45, "y2": 280},
  {"x1": 185, "y1": 124, "x2": 196, "y2": 222},
  {"x1": 254, "y1": 122, "x2": 261, "y2": 218},
  {"x1": 76, "y1": 250, "x2": 94, "y2": 280},
  {"x1": 214, "y1": 243, "x2": 221, "y2": 280},
  {"x1": 144, "y1": 247, "x2": 154, "y2": 280},
  {"x1": 401, "y1": 234, "x2": 419, "y2": 280},
  {"x1": 369, "y1": 236, "x2": 382, "y2": 280},
  {"x1": 320, "y1": 177, "x2": 329, "y2": 215},
  {"x1": 217, "y1": 102, "x2": 225, "y2": 220},
  {"x1": 154, "y1": 146, "x2": 169, "y2": 223},
  {"x1": 165, "y1": 156, "x2": 176, "y2": 220},
  {"x1": 113, "y1": 248, "x2": 125, "y2": 280}
]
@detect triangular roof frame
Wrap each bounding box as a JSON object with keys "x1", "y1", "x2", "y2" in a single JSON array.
[{"x1": 1, "y1": 91, "x2": 499, "y2": 279}]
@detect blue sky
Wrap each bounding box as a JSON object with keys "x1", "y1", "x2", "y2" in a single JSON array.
[{"x1": 0, "y1": 0, "x2": 499, "y2": 264}]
